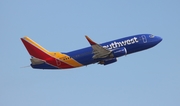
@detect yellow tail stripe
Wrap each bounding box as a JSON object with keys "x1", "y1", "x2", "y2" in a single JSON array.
[
  {"x1": 23, "y1": 36, "x2": 83, "y2": 67},
  {"x1": 50, "y1": 52, "x2": 83, "y2": 67},
  {"x1": 23, "y1": 36, "x2": 49, "y2": 53}
]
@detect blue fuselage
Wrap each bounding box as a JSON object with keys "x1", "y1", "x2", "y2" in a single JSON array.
[{"x1": 65, "y1": 34, "x2": 162, "y2": 65}]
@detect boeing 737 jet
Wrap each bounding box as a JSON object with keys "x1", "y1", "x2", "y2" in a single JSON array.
[{"x1": 21, "y1": 34, "x2": 162, "y2": 69}]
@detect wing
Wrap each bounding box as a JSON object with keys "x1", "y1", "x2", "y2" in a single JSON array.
[{"x1": 85, "y1": 35, "x2": 111, "y2": 59}]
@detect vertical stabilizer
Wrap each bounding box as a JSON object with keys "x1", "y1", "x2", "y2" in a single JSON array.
[{"x1": 21, "y1": 36, "x2": 50, "y2": 60}]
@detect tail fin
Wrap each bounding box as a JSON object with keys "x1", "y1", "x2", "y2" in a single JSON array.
[
  {"x1": 21, "y1": 36, "x2": 51, "y2": 60},
  {"x1": 21, "y1": 36, "x2": 81, "y2": 69}
]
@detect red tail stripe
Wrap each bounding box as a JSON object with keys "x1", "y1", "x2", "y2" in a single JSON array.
[{"x1": 21, "y1": 38, "x2": 74, "y2": 69}]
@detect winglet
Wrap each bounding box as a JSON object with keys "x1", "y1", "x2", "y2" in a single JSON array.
[{"x1": 85, "y1": 35, "x2": 97, "y2": 45}]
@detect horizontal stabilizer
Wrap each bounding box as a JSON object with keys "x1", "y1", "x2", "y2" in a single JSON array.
[{"x1": 30, "y1": 57, "x2": 44, "y2": 65}]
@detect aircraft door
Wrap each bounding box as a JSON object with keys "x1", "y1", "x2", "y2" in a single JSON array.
[{"x1": 141, "y1": 35, "x2": 147, "y2": 43}]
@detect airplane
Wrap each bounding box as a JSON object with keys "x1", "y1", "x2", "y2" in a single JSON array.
[{"x1": 21, "y1": 34, "x2": 162, "y2": 69}]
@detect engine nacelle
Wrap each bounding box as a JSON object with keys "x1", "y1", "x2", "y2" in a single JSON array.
[
  {"x1": 98, "y1": 58, "x2": 117, "y2": 65},
  {"x1": 109, "y1": 47, "x2": 127, "y2": 58}
]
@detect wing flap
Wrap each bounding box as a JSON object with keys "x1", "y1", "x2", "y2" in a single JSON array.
[{"x1": 85, "y1": 35, "x2": 111, "y2": 59}]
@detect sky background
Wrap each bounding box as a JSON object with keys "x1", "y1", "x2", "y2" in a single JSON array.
[{"x1": 1, "y1": 0, "x2": 180, "y2": 106}]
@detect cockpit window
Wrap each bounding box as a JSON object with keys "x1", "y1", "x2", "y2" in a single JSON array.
[{"x1": 149, "y1": 35, "x2": 155, "y2": 38}]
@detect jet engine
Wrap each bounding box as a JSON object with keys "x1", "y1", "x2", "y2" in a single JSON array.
[{"x1": 98, "y1": 58, "x2": 117, "y2": 65}]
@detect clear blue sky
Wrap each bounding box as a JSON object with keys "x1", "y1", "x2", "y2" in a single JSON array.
[{"x1": 1, "y1": 0, "x2": 180, "y2": 106}]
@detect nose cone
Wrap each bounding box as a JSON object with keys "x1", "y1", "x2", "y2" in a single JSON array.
[{"x1": 156, "y1": 36, "x2": 163, "y2": 43}]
